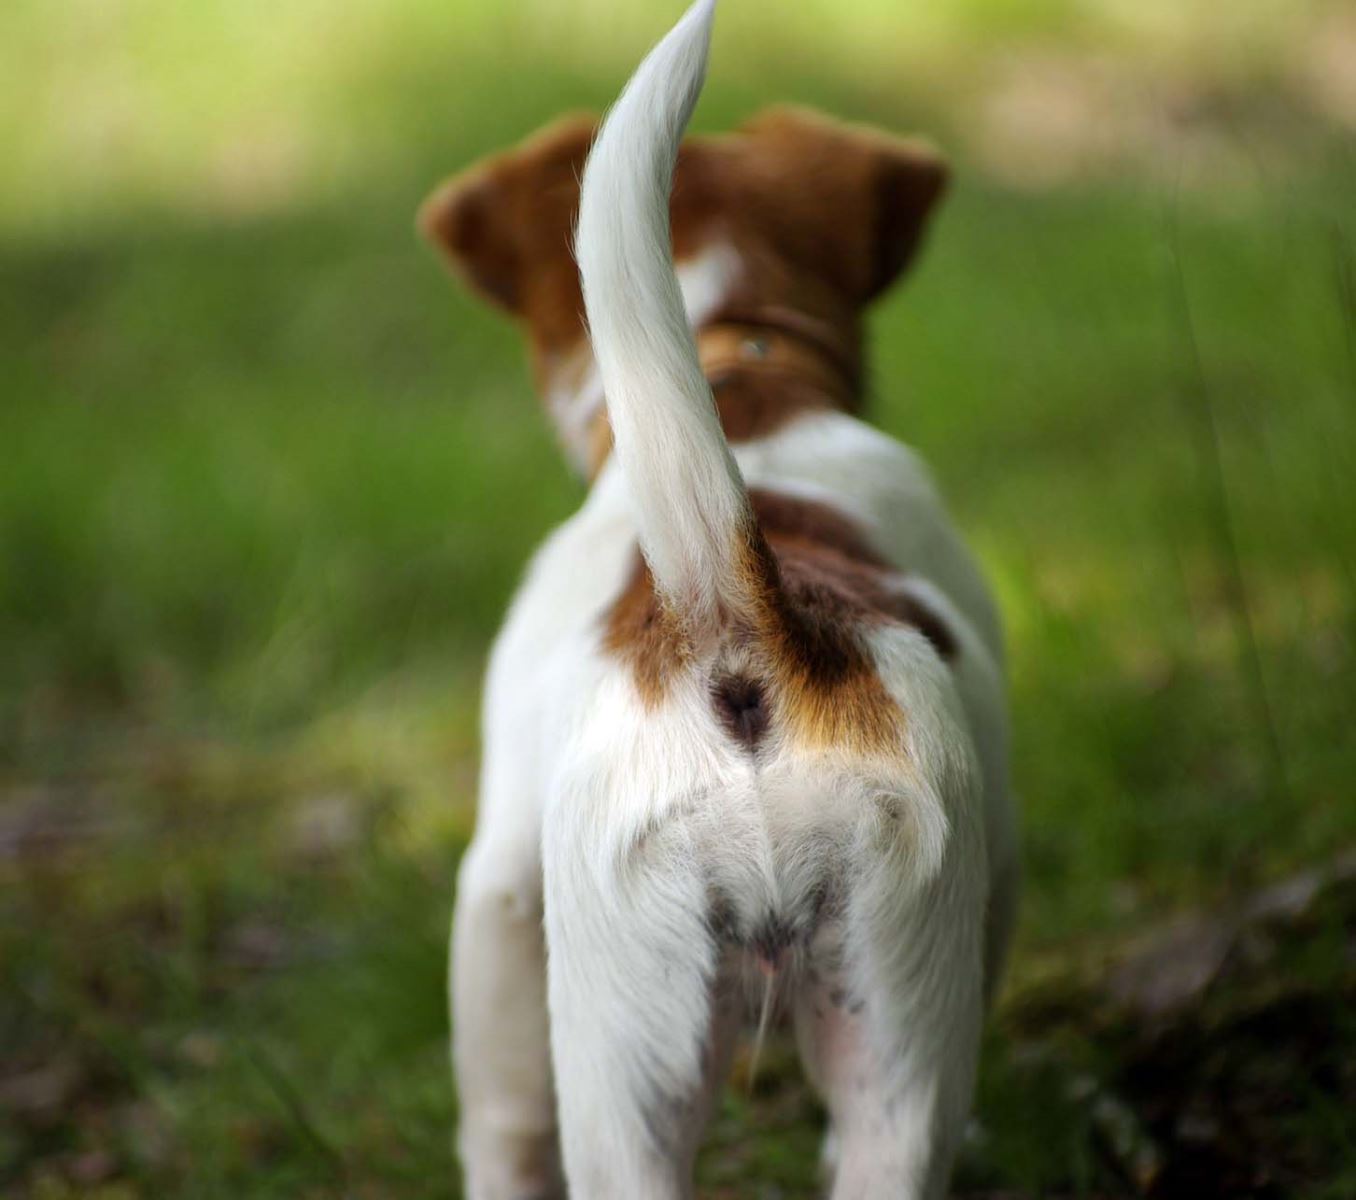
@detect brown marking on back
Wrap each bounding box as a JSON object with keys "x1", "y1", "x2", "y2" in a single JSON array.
[
  {"x1": 420, "y1": 106, "x2": 947, "y2": 471},
  {"x1": 748, "y1": 489, "x2": 888, "y2": 567},
  {"x1": 601, "y1": 554, "x2": 690, "y2": 707},
  {"x1": 601, "y1": 490, "x2": 957, "y2": 755},
  {"x1": 749, "y1": 489, "x2": 958, "y2": 662},
  {"x1": 882, "y1": 592, "x2": 958, "y2": 662},
  {"x1": 738, "y1": 526, "x2": 904, "y2": 754}
]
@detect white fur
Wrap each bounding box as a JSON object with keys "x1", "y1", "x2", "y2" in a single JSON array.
[{"x1": 452, "y1": 3, "x2": 1018, "y2": 1198}]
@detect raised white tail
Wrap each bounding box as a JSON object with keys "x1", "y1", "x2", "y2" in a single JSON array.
[{"x1": 575, "y1": 0, "x2": 753, "y2": 627}]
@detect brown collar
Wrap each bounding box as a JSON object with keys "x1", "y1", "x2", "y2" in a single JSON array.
[
  {"x1": 697, "y1": 309, "x2": 861, "y2": 405},
  {"x1": 584, "y1": 311, "x2": 861, "y2": 477}
]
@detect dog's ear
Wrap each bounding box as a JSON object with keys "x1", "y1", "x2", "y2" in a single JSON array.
[
  {"x1": 732, "y1": 106, "x2": 949, "y2": 303},
  {"x1": 417, "y1": 114, "x2": 598, "y2": 315}
]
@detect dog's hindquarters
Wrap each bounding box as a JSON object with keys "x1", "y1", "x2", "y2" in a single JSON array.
[{"x1": 543, "y1": 609, "x2": 990, "y2": 1199}]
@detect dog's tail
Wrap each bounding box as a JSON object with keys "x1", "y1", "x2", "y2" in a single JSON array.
[{"x1": 576, "y1": 0, "x2": 756, "y2": 629}]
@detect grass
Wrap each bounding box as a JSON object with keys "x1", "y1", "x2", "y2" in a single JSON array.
[{"x1": 3, "y1": 1, "x2": 1355, "y2": 1196}]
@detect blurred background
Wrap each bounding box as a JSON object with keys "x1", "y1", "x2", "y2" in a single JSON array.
[{"x1": 2, "y1": 1, "x2": 1353, "y2": 1196}]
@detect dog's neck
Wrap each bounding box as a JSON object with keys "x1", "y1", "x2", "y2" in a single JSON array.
[{"x1": 571, "y1": 310, "x2": 862, "y2": 479}]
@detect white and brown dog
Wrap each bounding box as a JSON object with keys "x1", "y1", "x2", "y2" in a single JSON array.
[{"x1": 419, "y1": 2, "x2": 1017, "y2": 1197}]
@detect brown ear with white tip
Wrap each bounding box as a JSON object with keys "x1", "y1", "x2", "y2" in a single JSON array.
[
  {"x1": 735, "y1": 105, "x2": 949, "y2": 303},
  {"x1": 417, "y1": 114, "x2": 598, "y2": 316}
]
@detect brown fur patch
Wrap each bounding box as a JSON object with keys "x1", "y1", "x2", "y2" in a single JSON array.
[
  {"x1": 738, "y1": 525, "x2": 904, "y2": 754},
  {"x1": 749, "y1": 490, "x2": 958, "y2": 662},
  {"x1": 600, "y1": 555, "x2": 691, "y2": 707},
  {"x1": 601, "y1": 490, "x2": 957, "y2": 755},
  {"x1": 747, "y1": 489, "x2": 887, "y2": 567},
  {"x1": 417, "y1": 114, "x2": 598, "y2": 388}
]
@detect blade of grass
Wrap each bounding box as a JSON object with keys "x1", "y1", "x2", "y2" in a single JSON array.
[{"x1": 1162, "y1": 195, "x2": 1292, "y2": 826}]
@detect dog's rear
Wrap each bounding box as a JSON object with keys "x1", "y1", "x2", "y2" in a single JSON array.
[{"x1": 538, "y1": 4, "x2": 1000, "y2": 1197}]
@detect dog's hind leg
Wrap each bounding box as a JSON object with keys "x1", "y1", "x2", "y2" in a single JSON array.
[
  {"x1": 543, "y1": 794, "x2": 739, "y2": 1200},
  {"x1": 452, "y1": 678, "x2": 561, "y2": 1200},
  {"x1": 452, "y1": 830, "x2": 560, "y2": 1200},
  {"x1": 793, "y1": 809, "x2": 987, "y2": 1200}
]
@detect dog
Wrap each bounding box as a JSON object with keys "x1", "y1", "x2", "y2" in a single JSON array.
[{"x1": 418, "y1": 2, "x2": 1017, "y2": 1196}]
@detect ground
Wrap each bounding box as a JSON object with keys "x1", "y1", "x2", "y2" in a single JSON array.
[{"x1": 2, "y1": 1, "x2": 1354, "y2": 1196}]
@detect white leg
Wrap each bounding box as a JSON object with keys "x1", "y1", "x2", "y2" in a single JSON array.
[
  {"x1": 795, "y1": 836, "x2": 986, "y2": 1200},
  {"x1": 543, "y1": 799, "x2": 739, "y2": 1200},
  {"x1": 452, "y1": 828, "x2": 562, "y2": 1200}
]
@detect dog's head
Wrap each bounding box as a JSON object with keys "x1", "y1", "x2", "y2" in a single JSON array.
[{"x1": 419, "y1": 106, "x2": 948, "y2": 472}]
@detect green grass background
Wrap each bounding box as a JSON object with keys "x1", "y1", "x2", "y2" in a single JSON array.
[{"x1": 3, "y1": 1, "x2": 1354, "y2": 1196}]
